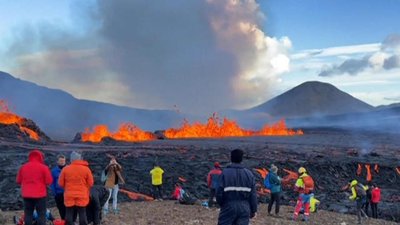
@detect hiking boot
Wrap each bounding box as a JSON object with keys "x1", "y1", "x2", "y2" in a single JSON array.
[
  {"x1": 103, "y1": 208, "x2": 109, "y2": 216},
  {"x1": 113, "y1": 209, "x2": 120, "y2": 214},
  {"x1": 267, "y1": 212, "x2": 272, "y2": 216}
]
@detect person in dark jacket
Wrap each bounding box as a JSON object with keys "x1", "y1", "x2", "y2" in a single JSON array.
[
  {"x1": 267, "y1": 164, "x2": 282, "y2": 216},
  {"x1": 51, "y1": 154, "x2": 67, "y2": 220},
  {"x1": 216, "y1": 149, "x2": 257, "y2": 225},
  {"x1": 364, "y1": 183, "x2": 372, "y2": 216},
  {"x1": 86, "y1": 186, "x2": 109, "y2": 225},
  {"x1": 207, "y1": 162, "x2": 222, "y2": 208},
  {"x1": 16, "y1": 149, "x2": 53, "y2": 225}
]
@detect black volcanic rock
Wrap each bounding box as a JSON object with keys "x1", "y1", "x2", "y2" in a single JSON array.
[
  {"x1": 0, "y1": 118, "x2": 51, "y2": 143},
  {"x1": 247, "y1": 81, "x2": 374, "y2": 118}
]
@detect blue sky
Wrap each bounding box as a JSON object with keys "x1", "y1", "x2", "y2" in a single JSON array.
[{"x1": 0, "y1": 0, "x2": 399, "y2": 111}]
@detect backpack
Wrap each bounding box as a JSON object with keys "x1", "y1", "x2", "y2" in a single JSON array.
[
  {"x1": 101, "y1": 169, "x2": 107, "y2": 183},
  {"x1": 264, "y1": 173, "x2": 272, "y2": 189},
  {"x1": 355, "y1": 184, "x2": 366, "y2": 197},
  {"x1": 179, "y1": 191, "x2": 197, "y2": 205},
  {"x1": 302, "y1": 175, "x2": 314, "y2": 194}
]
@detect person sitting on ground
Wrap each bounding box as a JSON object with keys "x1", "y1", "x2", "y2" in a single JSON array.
[
  {"x1": 172, "y1": 183, "x2": 184, "y2": 200},
  {"x1": 150, "y1": 163, "x2": 164, "y2": 201},
  {"x1": 266, "y1": 164, "x2": 282, "y2": 217},
  {"x1": 370, "y1": 183, "x2": 381, "y2": 219},
  {"x1": 103, "y1": 157, "x2": 125, "y2": 215},
  {"x1": 87, "y1": 185, "x2": 109, "y2": 225},
  {"x1": 16, "y1": 149, "x2": 53, "y2": 225},
  {"x1": 349, "y1": 179, "x2": 368, "y2": 224},
  {"x1": 59, "y1": 151, "x2": 94, "y2": 225},
  {"x1": 207, "y1": 162, "x2": 222, "y2": 208}
]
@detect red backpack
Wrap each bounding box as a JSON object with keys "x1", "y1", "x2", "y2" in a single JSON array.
[{"x1": 302, "y1": 175, "x2": 315, "y2": 194}]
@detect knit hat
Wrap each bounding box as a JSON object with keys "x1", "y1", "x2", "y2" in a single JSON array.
[
  {"x1": 231, "y1": 149, "x2": 243, "y2": 163},
  {"x1": 271, "y1": 165, "x2": 278, "y2": 173},
  {"x1": 214, "y1": 162, "x2": 221, "y2": 168},
  {"x1": 70, "y1": 151, "x2": 82, "y2": 162}
]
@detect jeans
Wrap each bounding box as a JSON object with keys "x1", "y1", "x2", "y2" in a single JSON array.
[
  {"x1": 66, "y1": 206, "x2": 87, "y2": 225},
  {"x1": 54, "y1": 193, "x2": 66, "y2": 219},
  {"x1": 104, "y1": 184, "x2": 119, "y2": 210},
  {"x1": 23, "y1": 198, "x2": 46, "y2": 225},
  {"x1": 356, "y1": 197, "x2": 368, "y2": 223},
  {"x1": 268, "y1": 192, "x2": 281, "y2": 214},
  {"x1": 208, "y1": 189, "x2": 217, "y2": 207}
]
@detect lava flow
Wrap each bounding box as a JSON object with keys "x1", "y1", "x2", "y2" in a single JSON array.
[
  {"x1": 164, "y1": 114, "x2": 303, "y2": 139},
  {"x1": 0, "y1": 100, "x2": 40, "y2": 141},
  {"x1": 81, "y1": 123, "x2": 156, "y2": 143}
]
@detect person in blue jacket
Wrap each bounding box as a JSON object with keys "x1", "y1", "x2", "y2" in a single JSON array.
[
  {"x1": 51, "y1": 154, "x2": 66, "y2": 219},
  {"x1": 216, "y1": 149, "x2": 258, "y2": 225},
  {"x1": 266, "y1": 164, "x2": 282, "y2": 217}
]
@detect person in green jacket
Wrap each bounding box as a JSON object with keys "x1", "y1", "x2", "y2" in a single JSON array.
[
  {"x1": 150, "y1": 164, "x2": 164, "y2": 200},
  {"x1": 267, "y1": 164, "x2": 282, "y2": 217}
]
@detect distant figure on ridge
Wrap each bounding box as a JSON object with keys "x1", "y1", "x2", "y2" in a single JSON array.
[
  {"x1": 207, "y1": 162, "x2": 222, "y2": 208},
  {"x1": 16, "y1": 149, "x2": 53, "y2": 225},
  {"x1": 216, "y1": 149, "x2": 258, "y2": 225},
  {"x1": 59, "y1": 151, "x2": 94, "y2": 225},
  {"x1": 103, "y1": 157, "x2": 125, "y2": 215},
  {"x1": 51, "y1": 154, "x2": 67, "y2": 220},
  {"x1": 150, "y1": 163, "x2": 165, "y2": 201}
]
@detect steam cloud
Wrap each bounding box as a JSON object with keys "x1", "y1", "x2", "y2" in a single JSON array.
[
  {"x1": 4, "y1": 0, "x2": 291, "y2": 114},
  {"x1": 319, "y1": 34, "x2": 400, "y2": 77}
]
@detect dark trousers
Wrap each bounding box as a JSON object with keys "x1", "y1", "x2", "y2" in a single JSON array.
[
  {"x1": 66, "y1": 206, "x2": 87, "y2": 225},
  {"x1": 363, "y1": 200, "x2": 371, "y2": 216},
  {"x1": 208, "y1": 188, "x2": 217, "y2": 207},
  {"x1": 152, "y1": 185, "x2": 163, "y2": 199},
  {"x1": 268, "y1": 192, "x2": 281, "y2": 214},
  {"x1": 87, "y1": 196, "x2": 102, "y2": 225},
  {"x1": 23, "y1": 198, "x2": 46, "y2": 225},
  {"x1": 218, "y1": 201, "x2": 250, "y2": 225},
  {"x1": 54, "y1": 193, "x2": 66, "y2": 219},
  {"x1": 371, "y1": 203, "x2": 378, "y2": 219},
  {"x1": 356, "y1": 198, "x2": 368, "y2": 223}
]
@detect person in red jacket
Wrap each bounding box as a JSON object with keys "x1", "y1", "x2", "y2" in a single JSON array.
[
  {"x1": 59, "y1": 151, "x2": 94, "y2": 225},
  {"x1": 207, "y1": 162, "x2": 222, "y2": 208},
  {"x1": 16, "y1": 149, "x2": 52, "y2": 225},
  {"x1": 370, "y1": 184, "x2": 381, "y2": 219}
]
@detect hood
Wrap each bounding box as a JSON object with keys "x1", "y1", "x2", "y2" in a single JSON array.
[
  {"x1": 28, "y1": 149, "x2": 44, "y2": 163},
  {"x1": 71, "y1": 159, "x2": 89, "y2": 166}
]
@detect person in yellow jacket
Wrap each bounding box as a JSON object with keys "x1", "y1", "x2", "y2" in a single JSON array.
[
  {"x1": 150, "y1": 164, "x2": 164, "y2": 200},
  {"x1": 349, "y1": 180, "x2": 368, "y2": 224}
]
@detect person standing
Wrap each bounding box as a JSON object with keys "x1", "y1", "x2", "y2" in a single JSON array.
[
  {"x1": 349, "y1": 179, "x2": 368, "y2": 224},
  {"x1": 293, "y1": 167, "x2": 314, "y2": 222},
  {"x1": 207, "y1": 162, "x2": 222, "y2": 208},
  {"x1": 370, "y1": 184, "x2": 381, "y2": 219},
  {"x1": 16, "y1": 149, "x2": 53, "y2": 225},
  {"x1": 267, "y1": 164, "x2": 282, "y2": 217},
  {"x1": 364, "y1": 183, "x2": 372, "y2": 216},
  {"x1": 216, "y1": 149, "x2": 257, "y2": 225},
  {"x1": 51, "y1": 154, "x2": 66, "y2": 220},
  {"x1": 150, "y1": 164, "x2": 164, "y2": 200},
  {"x1": 103, "y1": 157, "x2": 125, "y2": 214},
  {"x1": 59, "y1": 151, "x2": 94, "y2": 225}
]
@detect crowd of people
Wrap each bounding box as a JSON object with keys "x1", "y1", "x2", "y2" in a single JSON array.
[{"x1": 15, "y1": 148, "x2": 382, "y2": 225}]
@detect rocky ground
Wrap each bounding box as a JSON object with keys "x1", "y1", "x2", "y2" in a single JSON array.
[
  {"x1": 0, "y1": 128, "x2": 400, "y2": 222},
  {"x1": 1, "y1": 201, "x2": 399, "y2": 225}
]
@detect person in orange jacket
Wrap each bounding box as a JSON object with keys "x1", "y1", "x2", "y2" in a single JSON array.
[
  {"x1": 59, "y1": 151, "x2": 94, "y2": 225},
  {"x1": 16, "y1": 149, "x2": 52, "y2": 225}
]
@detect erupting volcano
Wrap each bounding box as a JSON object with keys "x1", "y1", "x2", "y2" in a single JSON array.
[
  {"x1": 0, "y1": 100, "x2": 41, "y2": 141},
  {"x1": 165, "y1": 114, "x2": 303, "y2": 139},
  {"x1": 81, "y1": 123, "x2": 156, "y2": 143}
]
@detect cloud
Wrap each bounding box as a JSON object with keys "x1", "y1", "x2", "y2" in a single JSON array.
[
  {"x1": 2, "y1": 0, "x2": 291, "y2": 113},
  {"x1": 317, "y1": 34, "x2": 400, "y2": 77}
]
